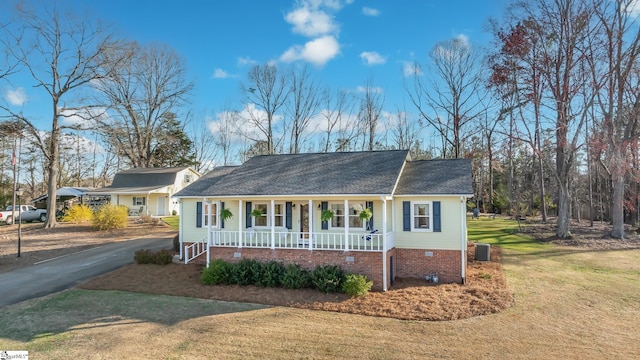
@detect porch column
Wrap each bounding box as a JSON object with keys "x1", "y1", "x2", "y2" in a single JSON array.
[
  {"x1": 270, "y1": 199, "x2": 276, "y2": 249},
  {"x1": 239, "y1": 199, "x2": 243, "y2": 248},
  {"x1": 179, "y1": 200, "x2": 184, "y2": 260},
  {"x1": 344, "y1": 199, "x2": 349, "y2": 251},
  {"x1": 308, "y1": 199, "x2": 313, "y2": 250},
  {"x1": 382, "y1": 197, "x2": 388, "y2": 291},
  {"x1": 206, "y1": 199, "x2": 212, "y2": 266},
  {"x1": 145, "y1": 194, "x2": 149, "y2": 215}
]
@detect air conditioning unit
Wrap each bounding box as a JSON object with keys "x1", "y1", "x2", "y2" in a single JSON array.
[{"x1": 474, "y1": 243, "x2": 491, "y2": 261}]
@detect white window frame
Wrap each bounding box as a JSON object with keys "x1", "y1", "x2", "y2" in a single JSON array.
[
  {"x1": 274, "y1": 203, "x2": 284, "y2": 227},
  {"x1": 203, "y1": 202, "x2": 218, "y2": 228},
  {"x1": 253, "y1": 202, "x2": 285, "y2": 228},
  {"x1": 133, "y1": 197, "x2": 146, "y2": 206},
  {"x1": 411, "y1": 201, "x2": 433, "y2": 232},
  {"x1": 185, "y1": 174, "x2": 193, "y2": 183},
  {"x1": 328, "y1": 202, "x2": 366, "y2": 230}
]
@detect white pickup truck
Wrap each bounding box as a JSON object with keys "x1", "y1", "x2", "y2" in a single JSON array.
[{"x1": 0, "y1": 205, "x2": 47, "y2": 225}]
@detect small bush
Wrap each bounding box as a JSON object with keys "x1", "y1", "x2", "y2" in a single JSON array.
[
  {"x1": 231, "y1": 258, "x2": 262, "y2": 285},
  {"x1": 61, "y1": 204, "x2": 94, "y2": 223},
  {"x1": 257, "y1": 260, "x2": 285, "y2": 287},
  {"x1": 311, "y1": 265, "x2": 345, "y2": 293},
  {"x1": 342, "y1": 274, "x2": 373, "y2": 297},
  {"x1": 134, "y1": 249, "x2": 173, "y2": 265},
  {"x1": 201, "y1": 259, "x2": 232, "y2": 285},
  {"x1": 93, "y1": 205, "x2": 128, "y2": 230},
  {"x1": 281, "y1": 263, "x2": 311, "y2": 289},
  {"x1": 172, "y1": 210, "x2": 177, "y2": 216},
  {"x1": 173, "y1": 234, "x2": 180, "y2": 252}
]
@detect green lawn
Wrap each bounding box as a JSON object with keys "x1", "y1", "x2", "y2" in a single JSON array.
[
  {"x1": 161, "y1": 215, "x2": 179, "y2": 230},
  {"x1": 1, "y1": 217, "x2": 639, "y2": 359}
]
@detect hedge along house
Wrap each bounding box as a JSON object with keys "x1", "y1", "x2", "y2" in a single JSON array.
[
  {"x1": 173, "y1": 150, "x2": 472, "y2": 291},
  {"x1": 86, "y1": 167, "x2": 200, "y2": 216}
]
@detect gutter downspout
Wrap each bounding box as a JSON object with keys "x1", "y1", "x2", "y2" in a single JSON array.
[
  {"x1": 179, "y1": 200, "x2": 184, "y2": 260},
  {"x1": 206, "y1": 199, "x2": 212, "y2": 267},
  {"x1": 382, "y1": 196, "x2": 387, "y2": 291},
  {"x1": 460, "y1": 196, "x2": 466, "y2": 284}
]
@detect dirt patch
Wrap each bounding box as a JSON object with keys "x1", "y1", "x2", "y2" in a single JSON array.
[
  {"x1": 79, "y1": 244, "x2": 512, "y2": 321},
  {"x1": 0, "y1": 220, "x2": 175, "y2": 273},
  {"x1": 518, "y1": 217, "x2": 640, "y2": 250}
]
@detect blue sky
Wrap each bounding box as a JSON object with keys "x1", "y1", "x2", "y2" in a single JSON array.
[{"x1": 1, "y1": 0, "x2": 509, "y2": 160}]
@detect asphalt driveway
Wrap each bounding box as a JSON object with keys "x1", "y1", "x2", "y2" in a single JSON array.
[{"x1": 0, "y1": 235, "x2": 173, "y2": 308}]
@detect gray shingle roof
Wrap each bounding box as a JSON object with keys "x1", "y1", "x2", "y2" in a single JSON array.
[
  {"x1": 395, "y1": 158, "x2": 472, "y2": 195},
  {"x1": 87, "y1": 167, "x2": 191, "y2": 194},
  {"x1": 176, "y1": 151, "x2": 410, "y2": 197},
  {"x1": 174, "y1": 166, "x2": 238, "y2": 197}
]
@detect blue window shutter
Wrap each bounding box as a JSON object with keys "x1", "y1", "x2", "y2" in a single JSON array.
[
  {"x1": 221, "y1": 202, "x2": 225, "y2": 229},
  {"x1": 321, "y1": 201, "x2": 328, "y2": 230},
  {"x1": 196, "y1": 202, "x2": 202, "y2": 228},
  {"x1": 366, "y1": 201, "x2": 374, "y2": 230},
  {"x1": 245, "y1": 201, "x2": 252, "y2": 228},
  {"x1": 285, "y1": 202, "x2": 293, "y2": 230},
  {"x1": 433, "y1": 201, "x2": 441, "y2": 232},
  {"x1": 403, "y1": 201, "x2": 410, "y2": 231}
]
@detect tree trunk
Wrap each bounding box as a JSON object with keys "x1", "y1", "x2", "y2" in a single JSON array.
[
  {"x1": 610, "y1": 173, "x2": 625, "y2": 239},
  {"x1": 556, "y1": 182, "x2": 571, "y2": 238}
]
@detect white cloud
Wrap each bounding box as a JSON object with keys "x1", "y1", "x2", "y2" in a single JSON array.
[
  {"x1": 627, "y1": 0, "x2": 640, "y2": 17},
  {"x1": 280, "y1": 35, "x2": 340, "y2": 67},
  {"x1": 455, "y1": 33, "x2": 470, "y2": 47},
  {"x1": 212, "y1": 68, "x2": 230, "y2": 79},
  {"x1": 210, "y1": 104, "x2": 283, "y2": 141},
  {"x1": 237, "y1": 56, "x2": 257, "y2": 66},
  {"x1": 355, "y1": 85, "x2": 383, "y2": 94},
  {"x1": 58, "y1": 107, "x2": 108, "y2": 129},
  {"x1": 360, "y1": 51, "x2": 386, "y2": 65},
  {"x1": 285, "y1": 6, "x2": 338, "y2": 37},
  {"x1": 4, "y1": 87, "x2": 27, "y2": 106},
  {"x1": 362, "y1": 7, "x2": 380, "y2": 16},
  {"x1": 402, "y1": 61, "x2": 423, "y2": 77}
]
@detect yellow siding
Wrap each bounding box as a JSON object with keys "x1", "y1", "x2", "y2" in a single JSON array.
[{"x1": 393, "y1": 196, "x2": 464, "y2": 251}]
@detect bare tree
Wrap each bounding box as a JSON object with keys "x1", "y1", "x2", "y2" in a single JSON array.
[
  {"x1": 94, "y1": 42, "x2": 193, "y2": 168},
  {"x1": 408, "y1": 37, "x2": 486, "y2": 159},
  {"x1": 390, "y1": 104, "x2": 422, "y2": 151},
  {"x1": 587, "y1": 0, "x2": 640, "y2": 238},
  {"x1": 285, "y1": 65, "x2": 321, "y2": 154},
  {"x1": 2, "y1": 3, "x2": 119, "y2": 227},
  {"x1": 358, "y1": 78, "x2": 384, "y2": 151},
  {"x1": 321, "y1": 88, "x2": 357, "y2": 152},
  {"x1": 241, "y1": 64, "x2": 290, "y2": 155}
]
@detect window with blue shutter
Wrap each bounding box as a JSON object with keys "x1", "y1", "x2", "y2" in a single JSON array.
[
  {"x1": 245, "y1": 201, "x2": 252, "y2": 228},
  {"x1": 433, "y1": 201, "x2": 441, "y2": 232},
  {"x1": 402, "y1": 201, "x2": 410, "y2": 231},
  {"x1": 321, "y1": 201, "x2": 328, "y2": 230},
  {"x1": 366, "y1": 201, "x2": 374, "y2": 230},
  {"x1": 285, "y1": 202, "x2": 293, "y2": 230},
  {"x1": 196, "y1": 202, "x2": 202, "y2": 228},
  {"x1": 221, "y1": 202, "x2": 225, "y2": 229}
]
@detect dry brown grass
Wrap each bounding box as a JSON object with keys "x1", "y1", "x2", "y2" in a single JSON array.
[{"x1": 0, "y1": 220, "x2": 174, "y2": 273}]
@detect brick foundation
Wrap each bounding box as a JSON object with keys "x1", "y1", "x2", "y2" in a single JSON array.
[
  {"x1": 184, "y1": 244, "x2": 465, "y2": 289},
  {"x1": 394, "y1": 248, "x2": 465, "y2": 283}
]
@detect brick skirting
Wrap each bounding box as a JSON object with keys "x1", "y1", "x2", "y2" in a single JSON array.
[
  {"x1": 394, "y1": 248, "x2": 465, "y2": 283},
  {"x1": 186, "y1": 245, "x2": 465, "y2": 290}
]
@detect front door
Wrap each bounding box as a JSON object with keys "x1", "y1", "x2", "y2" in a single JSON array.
[
  {"x1": 300, "y1": 203, "x2": 309, "y2": 239},
  {"x1": 157, "y1": 196, "x2": 166, "y2": 216}
]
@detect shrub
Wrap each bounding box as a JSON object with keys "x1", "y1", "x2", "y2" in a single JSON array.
[
  {"x1": 201, "y1": 259, "x2": 232, "y2": 285},
  {"x1": 311, "y1": 265, "x2": 345, "y2": 293},
  {"x1": 171, "y1": 210, "x2": 177, "y2": 216},
  {"x1": 134, "y1": 249, "x2": 173, "y2": 265},
  {"x1": 61, "y1": 204, "x2": 94, "y2": 223},
  {"x1": 257, "y1": 260, "x2": 285, "y2": 287},
  {"x1": 92, "y1": 205, "x2": 128, "y2": 230},
  {"x1": 281, "y1": 263, "x2": 311, "y2": 289},
  {"x1": 231, "y1": 258, "x2": 262, "y2": 285},
  {"x1": 173, "y1": 234, "x2": 180, "y2": 252},
  {"x1": 342, "y1": 274, "x2": 373, "y2": 297}
]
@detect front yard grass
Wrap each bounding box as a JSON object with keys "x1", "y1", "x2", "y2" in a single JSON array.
[{"x1": 1, "y1": 217, "x2": 639, "y2": 359}]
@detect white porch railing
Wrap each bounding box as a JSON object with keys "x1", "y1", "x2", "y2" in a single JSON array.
[
  {"x1": 210, "y1": 230, "x2": 395, "y2": 252},
  {"x1": 185, "y1": 237, "x2": 207, "y2": 263}
]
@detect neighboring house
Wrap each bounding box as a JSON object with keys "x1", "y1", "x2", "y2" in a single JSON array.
[
  {"x1": 87, "y1": 167, "x2": 200, "y2": 216},
  {"x1": 173, "y1": 151, "x2": 472, "y2": 291}
]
